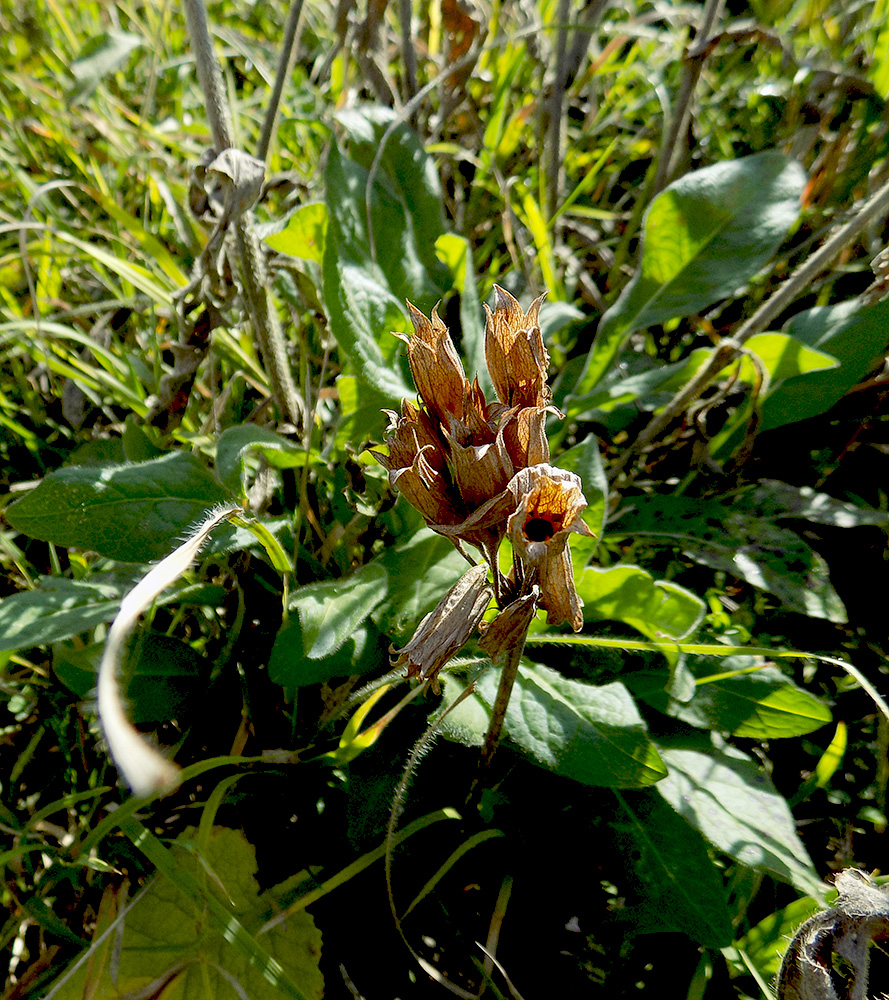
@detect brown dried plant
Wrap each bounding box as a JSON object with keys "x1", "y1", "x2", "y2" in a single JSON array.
[{"x1": 372, "y1": 287, "x2": 593, "y2": 738}]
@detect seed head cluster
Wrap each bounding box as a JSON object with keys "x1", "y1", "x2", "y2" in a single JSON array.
[{"x1": 372, "y1": 286, "x2": 592, "y2": 687}]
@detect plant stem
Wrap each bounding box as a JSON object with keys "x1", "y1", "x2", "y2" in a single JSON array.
[
  {"x1": 610, "y1": 171, "x2": 889, "y2": 483},
  {"x1": 182, "y1": 0, "x2": 302, "y2": 426},
  {"x1": 257, "y1": 0, "x2": 305, "y2": 163},
  {"x1": 478, "y1": 631, "x2": 527, "y2": 772},
  {"x1": 651, "y1": 0, "x2": 725, "y2": 195}
]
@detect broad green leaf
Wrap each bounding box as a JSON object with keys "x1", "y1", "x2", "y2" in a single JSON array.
[
  {"x1": 656, "y1": 734, "x2": 824, "y2": 898},
  {"x1": 322, "y1": 109, "x2": 451, "y2": 402},
  {"x1": 322, "y1": 251, "x2": 411, "y2": 402},
  {"x1": 268, "y1": 619, "x2": 386, "y2": 690},
  {"x1": 70, "y1": 30, "x2": 143, "y2": 100},
  {"x1": 370, "y1": 528, "x2": 468, "y2": 634},
  {"x1": 333, "y1": 106, "x2": 450, "y2": 295},
  {"x1": 0, "y1": 578, "x2": 121, "y2": 652},
  {"x1": 288, "y1": 562, "x2": 388, "y2": 659},
  {"x1": 574, "y1": 151, "x2": 806, "y2": 395},
  {"x1": 6, "y1": 453, "x2": 231, "y2": 563},
  {"x1": 629, "y1": 656, "x2": 832, "y2": 738},
  {"x1": 747, "y1": 479, "x2": 889, "y2": 527},
  {"x1": 264, "y1": 203, "x2": 328, "y2": 263},
  {"x1": 55, "y1": 633, "x2": 205, "y2": 724},
  {"x1": 611, "y1": 493, "x2": 846, "y2": 622},
  {"x1": 215, "y1": 424, "x2": 320, "y2": 496},
  {"x1": 50, "y1": 825, "x2": 323, "y2": 999},
  {"x1": 558, "y1": 433, "x2": 608, "y2": 549},
  {"x1": 741, "y1": 332, "x2": 837, "y2": 381},
  {"x1": 731, "y1": 895, "x2": 823, "y2": 982},
  {"x1": 613, "y1": 790, "x2": 733, "y2": 947},
  {"x1": 577, "y1": 564, "x2": 704, "y2": 640},
  {"x1": 435, "y1": 232, "x2": 493, "y2": 398},
  {"x1": 760, "y1": 297, "x2": 889, "y2": 430},
  {"x1": 442, "y1": 662, "x2": 668, "y2": 788}
]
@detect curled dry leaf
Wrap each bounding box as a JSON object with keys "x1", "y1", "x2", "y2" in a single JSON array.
[{"x1": 98, "y1": 503, "x2": 241, "y2": 797}]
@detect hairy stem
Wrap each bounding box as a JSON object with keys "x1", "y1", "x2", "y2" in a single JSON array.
[
  {"x1": 257, "y1": 0, "x2": 305, "y2": 162},
  {"x1": 182, "y1": 0, "x2": 302, "y2": 425}
]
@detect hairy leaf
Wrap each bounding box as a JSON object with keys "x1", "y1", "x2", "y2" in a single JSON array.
[
  {"x1": 656, "y1": 735, "x2": 824, "y2": 898},
  {"x1": 5, "y1": 453, "x2": 231, "y2": 563},
  {"x1": 443, "y1": 662, "x2": 668, "y2": 788},
  {"x1": 288, "y1": 562, "x2": 389, "y2": 659},
  {"x1": 0, "y1": 578, "x2": 121, "y2": 652},
  {"x1": 629, "y1": 657, "x2": 832, "y2": 738},
  {"x1": 613, "y1": 790, "x2": 734, "y2": 947},
  {"x1": 49, "y1": 826, "x2": 322, "y2": 999},
  {"x1": 612, "y1": 493, "x2": 846, "y2": 621},
  {"x1": 577, "y1": 564, "x2": 705, "y2": 640}
]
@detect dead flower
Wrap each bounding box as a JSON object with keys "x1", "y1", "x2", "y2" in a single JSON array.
[
  {"x1": 389, "y1": 564, "x2": 494, "y2": 693},
  {"x1": 373, "y1": 286, "x2": 594, "y2": 687}
]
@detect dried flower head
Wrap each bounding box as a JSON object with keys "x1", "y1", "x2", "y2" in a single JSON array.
[{"x1": 374, "y1": 286, "x2": 594, "y2": 687}]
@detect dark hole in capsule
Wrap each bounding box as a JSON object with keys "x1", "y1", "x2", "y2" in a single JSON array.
[{"x1": 524, "y1": 517, "x2": 555, "y2": 542}]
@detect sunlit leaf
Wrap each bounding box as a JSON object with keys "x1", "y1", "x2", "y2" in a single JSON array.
[
  {"x1": 574, "y1": 151, "x2": 806, "y2": 396},
  {"x1": 443, "y1": 662, "x2": 668, "y2": 788},
  {"x1": 6, "y1": 453, "x2": 231, "y2": 563},
  {"x1": 656, "y1": 734, "x2": 824, "y2": 898}
]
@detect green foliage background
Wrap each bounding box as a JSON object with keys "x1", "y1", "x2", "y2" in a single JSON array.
[{"x1": 2, "y1": 0, "x2": 889, "y2": 996}]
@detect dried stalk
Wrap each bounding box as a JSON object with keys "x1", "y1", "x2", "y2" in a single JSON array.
[
  {"x1": 610, "y1": 171, "x2": 889, "y2": 483},
  {"x1": 182, "y1": 0, "x2": 301, "y2": 426},
  {"x1": 257, "y1": 0, "x2": 306, "y2": 162},
  {"x1": 651, "y1": 0, "x2": 726, "y2": 195}
]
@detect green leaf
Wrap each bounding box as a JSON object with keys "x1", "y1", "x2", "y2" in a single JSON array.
[
  {"x1": 333, "y1": 107, "x2": 450, "y2": 296},
  {"x1": 370, "y1": 528, "x2": 469, "y2": 634},
  {"x1": 629, "y1": 656, "x2": 832, "y2": 738},
  {"x1": 747, "y1": 479, "x2": 889, "y2": 528},
  {"x1": 575, "y1": 151, "x2": 806, "y2": 394},
  {"x1": 215, "y1": 424, "x2": 319, "y2": 496},
  {"x1": 264, "y1": 203, "x2": 328, "y2": 263},
  {"x1": 49, "y1": 824, "x2": 323, "y2": 999},
  {"x1": 0, "y1": 578, "x2": 121, "y2": 652},
  {"x1": 655, "y1": 734, "x2": 824, "y2": 898},
  {"x1": 321, "y1": 234, "x2": 412, "y2": 402},
  {"x1": 55, "y1": 633, "x2": 205, "y2": 724},
  {"x1": 732, "y1": 895, "x2": 823, "y2": 982},
  {"x1": 435, "y1": 233, "x2": 493, "y2": 398},
  {"x1": 760, "y1": 297, "x2": 889, "y2": 430},
  {"x1": 321, "y1": 109, "x2": 451, "y2": 402},
  {"x1": 443, "y1": 662, "x2": 668, "y2": 788},
  {"x1": 558, "y1": 433, "x2": 608, "y2": 547},
  {"x1": 288, "y1": 562, "x2": 389, "y2": 659},
  {"x1": 612, "y1": 790, "x2": 733, "y2": 947},
  {"x1": 6, "y1": 453, "x2": 231, "y2": 563},
  {"x1": 741, "y1": 332, "x2": 838, "y2": 381},
  {"x1": 268, "y1": 619, "x2": 386, "y2": 690},
  {"x1": 577, "y1": 564, "x2": 705, "y2": 640},
  {"x1": 611, "y1": 492, "x2": 846, "y2": 622},
  {"x1": 70, "y1": 30, "x2": 143, "y2": 100}
]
